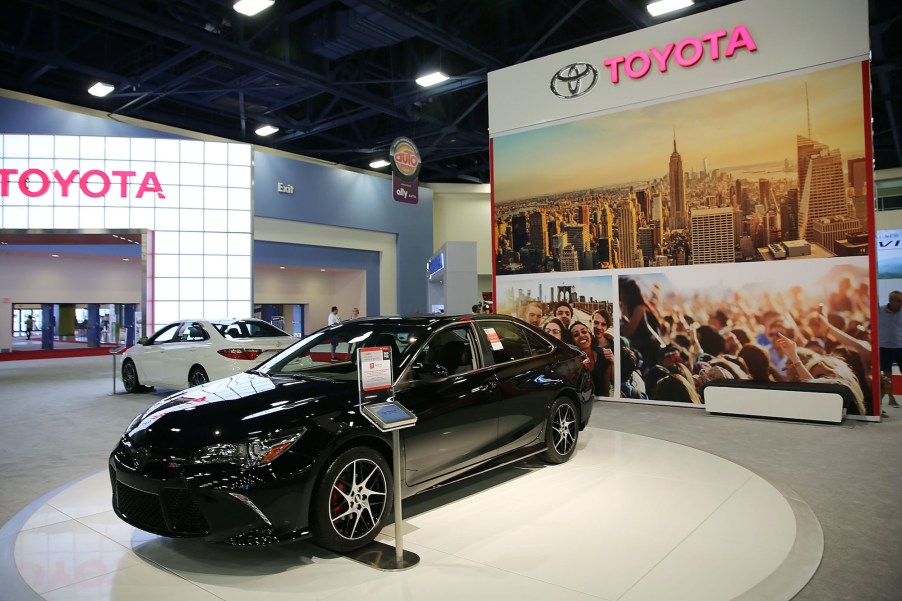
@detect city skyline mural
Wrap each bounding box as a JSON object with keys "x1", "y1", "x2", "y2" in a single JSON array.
[{"x1": 493, "y1": 62, "x2": 869, "y2": 274}]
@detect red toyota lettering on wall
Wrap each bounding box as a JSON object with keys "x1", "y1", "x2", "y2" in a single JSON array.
[
  {"x1": 0, "y1": 168, "x2": 166, "y2": 199},
  {"x1": 603, "y1": 24, "x2": 758, "y2": 84}
]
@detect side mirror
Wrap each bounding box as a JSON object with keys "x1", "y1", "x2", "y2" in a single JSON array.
[
  {"x1": 411, "y1": 363, "x2": 449, "y2": 381},
  {"x1": 138, "y1": 337, "x2": 149, "y2": 345}
]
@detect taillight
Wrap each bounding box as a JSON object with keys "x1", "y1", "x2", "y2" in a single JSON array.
[{"x1": 218, "y1": 349, "x2": 263, "y2": 360}]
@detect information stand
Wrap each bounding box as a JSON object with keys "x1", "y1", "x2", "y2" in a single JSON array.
[
  {"x1": 111, "y1": 344, "x2": 127, "y2": 395},
  {"x1": 349, "y1": 345, "x2": 420, "y2": 571}
]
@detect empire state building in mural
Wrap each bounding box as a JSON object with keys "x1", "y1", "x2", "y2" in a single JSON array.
[{"x1": 669, "y1": 134, "x2": 687, "y2": 231}]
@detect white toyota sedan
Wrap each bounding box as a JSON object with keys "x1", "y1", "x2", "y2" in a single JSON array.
[{"x1": 121, "y1": 318, "x2": 300, "y2": 392}]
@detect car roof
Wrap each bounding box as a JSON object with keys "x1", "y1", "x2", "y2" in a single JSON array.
[{"x1": 334, "y1": 314, "x2": 520, "y2": 325}]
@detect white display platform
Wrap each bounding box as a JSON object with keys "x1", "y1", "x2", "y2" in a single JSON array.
[{"x1": 4, "y1": 428, "x2": 823, "y2": 601}]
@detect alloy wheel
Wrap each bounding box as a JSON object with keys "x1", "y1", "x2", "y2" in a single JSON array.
[
  {"x1": 328, "y1": 457, "x2": 388, "y2": 541},
  {"x1": 551, "y1": 402, "x2": 577, "y2": 456}
]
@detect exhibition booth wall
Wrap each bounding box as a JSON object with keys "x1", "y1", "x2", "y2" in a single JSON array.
[
  {"x1": 488, "y1": 0, "x2": 880, "y2": 415},
  {"x1": 0, "y1": 91, "x2": 434, "y2": 341}
]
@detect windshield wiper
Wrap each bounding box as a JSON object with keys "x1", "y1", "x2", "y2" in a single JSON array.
[{"x1": 272, "y1": 372, "x2": 336, "y2": 382}]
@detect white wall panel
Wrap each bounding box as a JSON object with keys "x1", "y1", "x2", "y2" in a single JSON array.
[
  {"x1": 488, "y1": 0, "x2": 869, "y2": 136},
  {"x1": 0, "y1": 252, "x2": 142, "y2": 303}
]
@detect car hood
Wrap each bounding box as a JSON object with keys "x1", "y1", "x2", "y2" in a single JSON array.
[{"x1": 124, "y1": 372, "x2": 356, "y2": 451}]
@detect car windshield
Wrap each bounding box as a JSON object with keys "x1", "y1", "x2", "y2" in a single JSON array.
[
  {"x1": 258, "y1": 322, "x2": 426, "y2": 382},
  {"x1": 214, "y1": 320, "x2": 289, "y2": 339}
]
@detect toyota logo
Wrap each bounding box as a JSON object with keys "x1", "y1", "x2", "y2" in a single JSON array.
[{"x1": 550, "y1": 62, "x2": 598, "y2": 99}]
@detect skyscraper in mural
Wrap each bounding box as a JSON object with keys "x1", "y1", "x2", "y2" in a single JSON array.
[
  {"x1": 691, "y1": 207, "x2": 736, "y2": 264},
  {"x1": 669, "y1": 133, "x2": 686, "y2": 230},
  {"x1": 796, "y1": 135, "x2": 850, "y2": 241}
]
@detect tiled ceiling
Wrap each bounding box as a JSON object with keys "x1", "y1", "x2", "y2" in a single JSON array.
[{"x1": 0, "y1": 0, "x2": 899, "y2": 184}]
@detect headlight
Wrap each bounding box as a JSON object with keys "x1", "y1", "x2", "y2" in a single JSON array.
[{"x1": 193, "y1": 430, "x2": 305, "y2": 468}]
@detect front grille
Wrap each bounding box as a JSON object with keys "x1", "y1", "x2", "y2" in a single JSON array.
[
  {"x1": 163, "y1": 489, "x2": 208, "y2": 533},
  {"x1": 115, "y1": 481, "x2": 209, "y2": 535},
  {"x1": 116, "y1": 482, "x2": 166, "y2": 531}
]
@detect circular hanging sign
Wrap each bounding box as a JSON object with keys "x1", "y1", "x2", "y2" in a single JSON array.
[{"x1": 390, "y1": 137, "x2": 421, "y2": 182}]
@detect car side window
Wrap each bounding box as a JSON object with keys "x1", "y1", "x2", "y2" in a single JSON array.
[
  {"x1": 184, "y1": 323, "x2": 207, "y2": 342},
  {"x1": 416, "y1": 326, "x2": 477, "y2": 375},
  {"x1": 523, "y1": 328, "x2": 554, "y2": 355},
  {"x1": 150, "y1": 323, "x2": 181, "y2": 345},
  {"x1": 479, "y1": 321, "x2": 538, "y2": 364}
]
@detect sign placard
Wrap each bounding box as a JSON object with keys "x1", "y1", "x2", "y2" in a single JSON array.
[{"x1": 359, "y1": 346, "x2": 393, "y2": 391}]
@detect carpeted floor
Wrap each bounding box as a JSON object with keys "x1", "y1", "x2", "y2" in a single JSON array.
[{"x1": 0, "y1": 356, "x2": 900, "y2": 600}]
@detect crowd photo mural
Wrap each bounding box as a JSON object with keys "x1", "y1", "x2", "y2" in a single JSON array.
[{"x1": 492, "y1": 61, "x2": 877, "y2": 414}]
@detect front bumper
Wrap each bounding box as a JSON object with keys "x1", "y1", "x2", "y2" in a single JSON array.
[{"x1": 109, "y1": 440, "x2": 317, "y2": 546}]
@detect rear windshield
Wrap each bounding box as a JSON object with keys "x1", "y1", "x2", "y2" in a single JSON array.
[{"x1": 214, "y1": 320, "x2": 290, "y2": 339}]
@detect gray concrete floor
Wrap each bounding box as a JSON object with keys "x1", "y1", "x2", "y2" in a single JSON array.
[{"x1": 1, "y1": 356, "x2": 900, "y2": 600}]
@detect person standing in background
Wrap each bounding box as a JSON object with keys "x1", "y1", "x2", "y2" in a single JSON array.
[
  {"x1": 25, "y1": 314, "x2": 34, "y2": 340},
  {"x1": 878, "y1": 291, "x2": 902, "y2": 408},
  {"x1": 350, "y1": 307, "x2": 360, "y2": 320},
  {"x1": 328, "y1": 306, "x2": 341, "y2": 361}
]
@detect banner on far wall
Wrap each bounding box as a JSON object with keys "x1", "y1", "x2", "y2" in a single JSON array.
[
  {"x1": 488, "y1": 0, "x2": 879, "y2": 415},
  {"x1": 391, "y1": 136, "x2": 420, "y2": 204}
]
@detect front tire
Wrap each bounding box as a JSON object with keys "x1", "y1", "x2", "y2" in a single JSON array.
[
  {"x1": 311, "y1": 447, "x2": 392, "y2": 553},
  {"x1": 540, "y1": 396, "x2": 579, "y2": 464},
  {"x1": 122, "y1": 360, "x2": 144, "y2": 393},
  {"x1": 188, "y1": 366, "x2": 209, "y2": 387}
]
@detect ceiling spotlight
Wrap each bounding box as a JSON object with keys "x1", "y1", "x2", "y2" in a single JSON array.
[
  {"x1": 369, "y1": 159, "x2": 390, "y2": 169},
  {"x1": 646, "y1": 0, "x2": 694, "y2": 17},
  {"x1": 255, "y1": 124, "x2": 279, "y2": 136},
  {"x1": 320, "y1": 269, "x2": 326, "y2": 272},
  {"x1": 416, "y1": 71, "x2": 449, "y2": 87},
  {"x1": 233, "y1": 0, "x2": 274, "y2": 16},
  {"x1": 51, "y1": 254, "x2": 60, "y2": 258},
  {"x1": 279, "y1": 266, "x2": 286, "y2": 269},
  {"x1": 122, "y1": 258, "x2": 130, "y2": 261},
  {"x1": 88, "y1": 82, "x2": 115, "y2": 97}
]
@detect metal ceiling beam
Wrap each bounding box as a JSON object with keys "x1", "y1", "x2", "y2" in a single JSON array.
[
  {"x1": 351, "y1": 0, "x2": 506, "y2": 70},
  {"x1": 54, "y1": 0, "x2": 410, "y2": 121}
]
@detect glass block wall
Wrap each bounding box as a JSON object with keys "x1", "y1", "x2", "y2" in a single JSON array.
[{"x1": 0, "y1": 135, "x2": 253, "y2": 334}]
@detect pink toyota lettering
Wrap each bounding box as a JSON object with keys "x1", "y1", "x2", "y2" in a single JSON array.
[
  {"x1": 603, "y1": 24, "x2": 758, "y2": 84},
  {"x1": 0, "y1": 168, "x2": 166, "y2": 199}
]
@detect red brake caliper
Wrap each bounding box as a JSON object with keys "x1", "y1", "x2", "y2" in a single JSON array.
[{"x1": 330, "y1": 480, "x2": 350, "y2": 518}]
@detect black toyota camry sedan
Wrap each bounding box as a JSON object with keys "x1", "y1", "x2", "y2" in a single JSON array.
[{"x1": 109, "y1": 314, "x2": 594, "y2": 553}]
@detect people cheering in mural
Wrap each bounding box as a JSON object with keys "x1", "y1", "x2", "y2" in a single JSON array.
[
  {"x1": 613, "y1": 270, "x2": 873, "y2": 414},
  {"x1": 569, "y1": 321, "x2": 613, "y2": 397}
]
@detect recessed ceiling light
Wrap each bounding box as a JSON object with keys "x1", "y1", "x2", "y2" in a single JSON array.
[
  {"x1": 646, "y1": 0, "x2": 694, "y2": 17},
  {"x1": 51, "y1": 254, "x2": 60, "y2": 258},
  {"x1": 255, "y1": 124, "x2": 279, "y2": 136},
  {"x1": 416, "y1": 71, "x2": 449, "y2": 87},
  {"x1": 279, "y1": 266, "x2": 286, "y2": 269},
  {"x1": 233, "y1": 0, "x2": 274, "y2": 17},
  {"x1": 320, "y1": 269, "x2": 326, "y2": 272},
  {"x1": 122, "y1": 258, "x2": 129, "y2": 261},
  {"x1": 369, "y1": 159, "x2": 390, "y2": 169},
  {"x1": 88, "y1": 82, "x2": 115, "y2": 97}
]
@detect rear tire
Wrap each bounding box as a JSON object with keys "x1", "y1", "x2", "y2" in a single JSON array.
[
  {"x1": 540, "y1": 396, "x2": 579, "y2": 464},
  {"x1": 188, "y1": 366, "x2": 209, "y2": 387},
  {"x1": 311, "y1": 447, "x2": 392, "y2": 553}
]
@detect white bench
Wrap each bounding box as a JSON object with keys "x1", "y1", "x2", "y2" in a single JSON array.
[{"x1": 701, "y1": 381, "x2": 848, "y2": 423}]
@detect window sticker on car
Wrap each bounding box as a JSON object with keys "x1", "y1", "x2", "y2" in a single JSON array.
[{"x1": 482, "y1": 327, "x2": 505, "y2": 350}]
